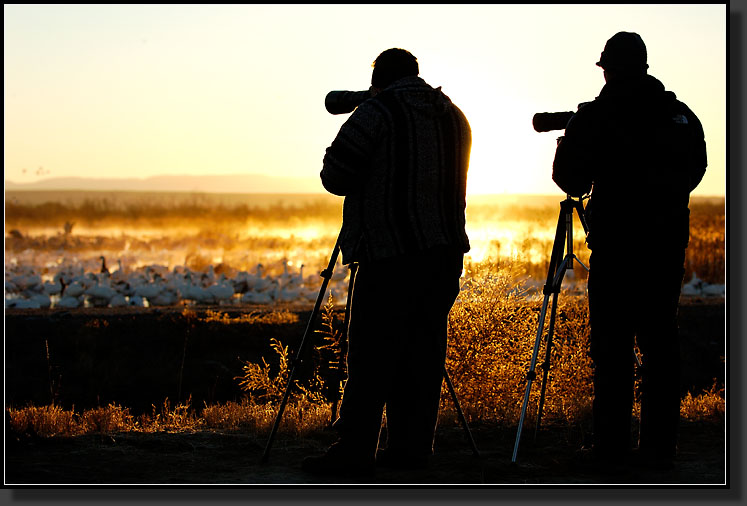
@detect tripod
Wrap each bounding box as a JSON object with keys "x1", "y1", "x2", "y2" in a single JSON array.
[
  {"x1": 511, "y1": 195, "x2": 589, "y2": 464},
  {"x1": 261, "y1": 231, "x2": 479, "y2": 463}
]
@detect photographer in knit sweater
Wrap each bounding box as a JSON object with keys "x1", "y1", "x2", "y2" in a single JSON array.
[{"x1": 303, "y1": 48, "x2": 472, "y2": 476}]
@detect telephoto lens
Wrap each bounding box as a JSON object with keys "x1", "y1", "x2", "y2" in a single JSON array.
[
  {"x1": 532, "y1": 111, "x2": 575, "y2": 132},
  {"x1": 532, "y1": 102, "x2": 591, "y2": 132},
  {"x1": 325, "y1": 90, "x2": 372, "y2": 115}
]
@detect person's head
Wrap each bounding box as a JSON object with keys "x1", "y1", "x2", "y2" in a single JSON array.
[
  {"x1": 371, "y1": 48, "x2": 419, "y2": 91},
  {"x1": 596, "y1": 32, "x2": 648, "y2": 82}
]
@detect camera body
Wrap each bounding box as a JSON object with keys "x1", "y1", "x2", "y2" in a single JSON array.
[
  {"x1": 325, "y1": 89, "x2": 373, "y2": 115},
  {"x1": 532, "y1": 102, "x2": 591, "y2": 132}
]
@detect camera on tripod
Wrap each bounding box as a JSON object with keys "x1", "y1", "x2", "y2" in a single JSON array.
[
  {"x1": 532, "y1": 102, "x2": 591, "y2": 132},
  {"x1": 325, "y1": 89, "x2": 373, "y2": 115}
]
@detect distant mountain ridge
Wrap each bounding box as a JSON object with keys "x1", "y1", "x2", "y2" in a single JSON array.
[{"x1": 4, "y1": 174, "x2": 323, "y2": 194}]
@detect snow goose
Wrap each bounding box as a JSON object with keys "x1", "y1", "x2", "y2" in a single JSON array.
[
  {"x1": 14, "y1": 298, "x2": 43, "y2": 309},
  {"x1": 701, "y1": 282, "x2": 725, "y2": 297},
  {"x1": 5, "y1": 279, "x2": 19, "y2": 294},
  {"x1": 275, "y1": 260, "x2": 300, "y2": 284},
  {"x1": 253, "y1": 267, "x2": 275, "y2": 293},
  {"x1": 10, "y1": 271, "x2": 42, "y2": 293},
  {"x1": 240, "y1": 281, "x2": 278, "y2": 305},
  {"x1": 109, "y1": 293, "x2": 129, "y2": 307},
  {"x1": 207, "y1": 274, "x2": 235, "y2": 305},
  {"x1": 681, "y1": 272, "x2": 703, "y2": 296},
  {"x1": 129, "y1": 294, "x2": 146, "y2": 307},
  {"x1": 275, "y1": 282, "x2": 302, "y2": 303},
  {"x1": 29, "y1": 292, "x2": 52, "y2": 308},
  {"x1": 134, "y1": 273, "x2": 164, "y2": 301},
  {"x1": 63, "y1": 279, "x2": 86, "y2": 298},
  {"x1": 85, "y1": 277, "x2": 118, "y2": 307},
  {"x1": 5, "y1": 296, "x2": 41, "y2": 309},
  {"x1": 241, "y1": 263, "x2": 265, "y2": 292},
  {"x1": 56, "y1": 295, "x2": 83, "y2": 309},
  {"x1": 285, "y1": 263, "x2": 305, "y2": 289},
  {"x1": 43, "y1": 273, "x2": 64, "y2": 296},
  {"x1": 149, "y1": 287, "x2": 181, "y2": 306},
  {"x1": 180, "y1": 272, "x2": 214, "y2": 305}
]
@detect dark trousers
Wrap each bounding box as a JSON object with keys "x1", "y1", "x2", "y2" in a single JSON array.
[
  {"x1": 588, "y1": 246, "x2": 686, "y2": 459},
  {"x1": 333, "y1": 246, "x2": 463, "y2": 459}
]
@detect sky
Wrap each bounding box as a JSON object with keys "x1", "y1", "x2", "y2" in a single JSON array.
[{"x1": 4, "y1": 3, "x2": 727, "y2": 196}]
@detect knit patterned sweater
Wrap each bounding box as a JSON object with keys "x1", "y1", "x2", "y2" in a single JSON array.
[{"x1": 321, "y1": 76, "x2": 472, "y2": 264}]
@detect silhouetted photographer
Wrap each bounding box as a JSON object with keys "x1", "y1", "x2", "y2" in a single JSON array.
[
  {"x1": 302, "y1": 48, "x2": 471, "y2": 477},
  {"x1": 551, "y1": 32, "x2": 707, "y2": 470}
]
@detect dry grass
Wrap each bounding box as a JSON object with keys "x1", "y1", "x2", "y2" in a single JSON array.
[
  {"x1": 198, "y1": 309, "x2": 299, "y2": 325},
  {"x1": 201, "y1": 398, "x2": 331, "y2": 437},
  {"x1": 680, "y1": 381, "x2": 726, "y2": 422},
  {"x1": 444, "y1": 260, "x2": 594, "y2": 427},
  {"x1": 6, "y1": 260, "x2": 724, "y2": 439}
]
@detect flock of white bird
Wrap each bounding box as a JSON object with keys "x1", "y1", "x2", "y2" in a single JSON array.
[
  {"x1": 4, "y1": 256, "x2": 724, "y2": 310},
  {"x1": 681, "y1": 272, "x2": 726, "y2": 297},
  {"x1": 4, "y1": 256, "x2": 353, "y2": 310}
]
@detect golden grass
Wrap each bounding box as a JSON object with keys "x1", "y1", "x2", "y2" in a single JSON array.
[
  {"x1": 444, "y1": 260, "x2": 594, "y2": 426},
  {"x1": 6, "y1": 260, "x2": 724, "y2": 439},
  {"x1": 198, "y1": 309, "x2": 299, "y2": 325},
  {"x1": 201, "y1": 398, "x2": 331, "y2": 437},
  {"x1": 680, "y1": 381, "x2": 726, "y2": 422},
  {"x1": 7, "y1": 397, "x2": 333, "y2": 438}
]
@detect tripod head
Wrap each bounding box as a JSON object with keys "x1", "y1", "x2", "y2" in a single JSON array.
[
  {"x1": 561, "y1": 194, "x2": 590, "y2": 237},
  {"x1": 544, "y1": 194, "x2": 590, "y2": 288}
]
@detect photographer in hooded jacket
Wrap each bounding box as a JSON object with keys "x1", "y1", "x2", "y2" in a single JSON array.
[
  {"x1": 552, "y1": 32, "x2": 707, "y2": 470},
  {"x1": 302, "y1": 48, "x2": 471, "y2": 477}
]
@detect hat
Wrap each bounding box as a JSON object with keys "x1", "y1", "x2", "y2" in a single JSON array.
[{"x1": 596, "y1": 32, "x2": 649, "y2": 71}]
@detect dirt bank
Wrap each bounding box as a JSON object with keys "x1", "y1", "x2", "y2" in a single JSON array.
[
  {"x1": 4, "y1": 297, "x2": 726, "y2": 485},
  {"x1": 5, "y1": 419, "x2": 725, "y2": 485}
]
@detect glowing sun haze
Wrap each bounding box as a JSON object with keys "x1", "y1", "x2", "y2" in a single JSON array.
[{"x1": 4, "y1": 4, "x2": 726, "y2": 196}]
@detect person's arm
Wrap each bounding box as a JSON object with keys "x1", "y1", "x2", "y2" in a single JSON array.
[
  {"x1": 552, "y1": 111, "x2": 595, "y2": 197},
  {"x1": 681, "y1": 104, "x2": 707, "y2": 193},
  {"x1": 320, "y1": 103, "x2": 381, "y2": 196}
]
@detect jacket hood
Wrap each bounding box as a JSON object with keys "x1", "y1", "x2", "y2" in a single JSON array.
[
  {"x1": 381, "y1": 76, "x2": 453, "y2": 116},
  {"x1": 598, "y1": 74, "x2": 678, "y2": 105}
]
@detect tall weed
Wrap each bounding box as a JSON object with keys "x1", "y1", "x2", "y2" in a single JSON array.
[{"x1": 445, "y1": 260, "x2": 593, "y2": 427}]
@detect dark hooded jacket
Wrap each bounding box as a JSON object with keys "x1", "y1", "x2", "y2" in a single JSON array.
[
  {"x1": 552, "y1": 74, "x2": 707, "y2": 249},
  {"x1": 321, "y1": 76, "x2": 471, "y2": 264}
]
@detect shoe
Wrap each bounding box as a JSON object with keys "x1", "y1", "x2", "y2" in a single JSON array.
[
  {"x1": 375, "y1": 448, "x2": 430, "y2": 470},
  {"x1": 573, "y1": 447, "x2": 630, "y2": 475},
  {"x1": 302, "y1": 442, "x2": 375, "y2": 477},
  {"x1": 631, "y1": 448, "x2": 675, "y2": 471}
]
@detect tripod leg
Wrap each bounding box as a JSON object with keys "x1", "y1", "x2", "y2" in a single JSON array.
[
  {"x1": 330, "y1": 263, "x2": 358, "y2": 424},
  {"x1": 260, "y1": 241, "x2": 341, "y2": 464},
  {"x1": 512, "y1": 201, "x2": 572, "y2": 463},
  {"x1": 535, "y1": 290, "x2": 560, "y2": 435},
  {"x1": 511, "y1": 293, "x2": 552, "y2": 463},
  {"x1": 443, "y1": 367, "x2": 480, "y2": 457},
  {"x1": 341, "y1": 263, "x2": 358, "y2": 371}
]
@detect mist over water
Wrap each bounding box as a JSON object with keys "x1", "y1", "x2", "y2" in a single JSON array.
[{"x1": 4, "y1": 191, "x2": 725, "y2": 308}]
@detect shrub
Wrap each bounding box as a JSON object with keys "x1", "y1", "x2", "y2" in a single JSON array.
[{"x1": 444, "y1": 260, "x2": 593, "y2": 427}]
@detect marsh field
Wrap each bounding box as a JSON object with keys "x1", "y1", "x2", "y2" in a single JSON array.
[{"x1": 4, "y1": 191, "x2": 726, "y2": 485}]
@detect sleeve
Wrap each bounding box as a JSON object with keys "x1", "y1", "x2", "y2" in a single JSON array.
[
  {"x1": 320, "y1": 103, "x2": 381, "y2": 196},
  {"x1": 551, "y1": 111, "x2": 595, "y2": 197},
  {"x1": 681, "y1": 103, "x2": 707, "y2": 192}
]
